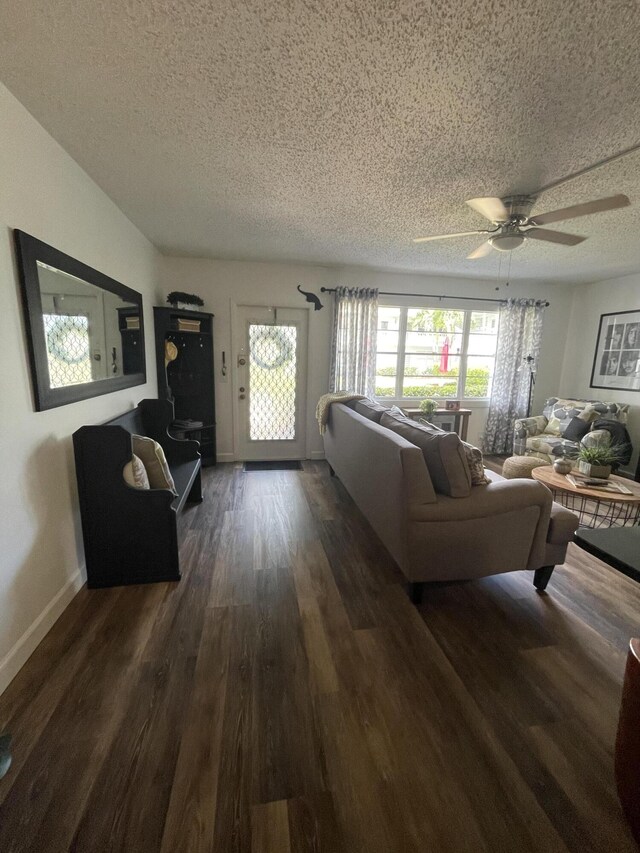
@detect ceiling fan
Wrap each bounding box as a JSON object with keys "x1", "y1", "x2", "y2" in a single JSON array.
[{"x1": 413, "y1": 193, "x2": 630, "y2": 259}]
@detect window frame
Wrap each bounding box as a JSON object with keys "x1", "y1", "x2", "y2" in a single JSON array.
[{"x1": 374, "y1": 299, "x2": 499, "y2": 405}]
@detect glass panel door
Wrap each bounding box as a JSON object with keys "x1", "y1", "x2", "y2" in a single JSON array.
[
  {"x1": 235, "y1": 306, "x2": 308, "y2": 461},
  {"x1": 249, "y1": 324, "x2": 298, "y2": 440}
]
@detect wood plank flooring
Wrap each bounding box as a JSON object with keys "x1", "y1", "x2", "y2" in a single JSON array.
[{"x1": 0, "y1": 461, "x2": 638, "y2": 852}]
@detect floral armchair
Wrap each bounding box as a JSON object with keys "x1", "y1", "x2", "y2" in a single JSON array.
[{"x1": 513, "y1": 397, "x2": 630, "y2": 462}]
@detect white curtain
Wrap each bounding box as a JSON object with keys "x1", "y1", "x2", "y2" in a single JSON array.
[
  {"x1": 329, "y1": 287, "x2": 378, "y2": 395},
  {"x1": 482, "y1": 298, "x2": 546, "y2": 454}
]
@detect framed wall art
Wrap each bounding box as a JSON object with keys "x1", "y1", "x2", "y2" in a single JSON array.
[{"x1": 590, "y1": 309, "x2": 640, "y2": 392}]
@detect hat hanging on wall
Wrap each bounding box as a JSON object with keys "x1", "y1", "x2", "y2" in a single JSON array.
[{"x1": 164, "y1": 340, "x2": 178, "y2": 367}]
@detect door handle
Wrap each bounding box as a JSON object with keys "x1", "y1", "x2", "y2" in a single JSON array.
[{"x1": 239, "y1": 393, "x2": 246, "y2": 400}]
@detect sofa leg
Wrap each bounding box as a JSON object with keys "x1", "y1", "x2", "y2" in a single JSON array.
[
  {"x1": 408, "y1": 582, "x2": 424, "y2": 604},
  {"x1": 534, "y1": 565, "x2": 555, "y2": 592},
  {"x1": 328, "y1": 464, "x2": 335, "y2": 477}
]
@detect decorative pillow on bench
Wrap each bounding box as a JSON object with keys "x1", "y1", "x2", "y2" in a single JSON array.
[
  {"x1": 380, "y1": 411, "x2": 472, "y2": 497},
  {"x1": 123, "y1": 453, "x2": 150, "y2": 490},
  {"x1": 132, "y1": 435, "x2": 177, "y2": 494}
]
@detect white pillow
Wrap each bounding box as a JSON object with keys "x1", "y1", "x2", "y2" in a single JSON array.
[
  {"x1": 132, "y1": 435, "x2": 177, "y2": 494},
  {"x1": 122, "y1": 454, "x2": 150, "y2": 490}
]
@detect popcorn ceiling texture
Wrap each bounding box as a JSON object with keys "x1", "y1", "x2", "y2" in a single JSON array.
[{"x1": 1, "y1": 0, "x2": 640, "y2": 282}]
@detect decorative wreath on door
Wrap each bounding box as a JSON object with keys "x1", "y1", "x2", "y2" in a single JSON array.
[
  {"x1": 45, "y1": 315, "x2": 90, "y2": 364},
  {"x1": 250, "y1": 327, "x2": 294, "y2": 370}
]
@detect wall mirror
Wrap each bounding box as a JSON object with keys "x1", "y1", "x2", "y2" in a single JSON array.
[{"x1": 15, "y1": 230, "x2": 146, "y2": 410}]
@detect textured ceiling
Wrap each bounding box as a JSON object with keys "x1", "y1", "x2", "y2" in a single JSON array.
[{"x1": 2, "y1": 0, "x2": 640, "y2": 282}]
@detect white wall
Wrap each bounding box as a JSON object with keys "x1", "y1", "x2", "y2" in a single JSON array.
[
  {"x1": 0, "y1": 80, "x2": 586, "y2": 698},
  {"x1": 0, "y1": 84, "x2": 160, "y2": 694},
  {"x1": 560, "y1": 272, "x2": 640, "y2": 476},
  {"x1": 160, "y1": 257, "x2": 575, "y2": 455}
]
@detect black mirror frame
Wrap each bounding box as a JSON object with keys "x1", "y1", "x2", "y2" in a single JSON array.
[{"x1": 14, "y1": 230, "x2": 147, "y2": 411}]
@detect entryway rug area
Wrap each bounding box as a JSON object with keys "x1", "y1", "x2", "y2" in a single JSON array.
[{"x1": 243, "y1": 460, "x2": 302, "y2": 471}]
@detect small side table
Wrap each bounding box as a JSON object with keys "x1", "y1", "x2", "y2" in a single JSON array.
[{"x1": 401, "y1": 407, "x2": 472, "y2": 441}]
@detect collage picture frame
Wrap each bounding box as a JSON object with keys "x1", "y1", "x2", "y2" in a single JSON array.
[{"x1": 590, "y1": 309, "x2": 640, "y2": 392}]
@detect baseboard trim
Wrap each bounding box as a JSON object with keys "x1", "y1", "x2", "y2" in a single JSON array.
[
  {"x1": 0, "y1": 569, "x2": 84, "y2": 696},
  {"x1": 310, "y1": 450, "x2": 326, "y2": 459}
]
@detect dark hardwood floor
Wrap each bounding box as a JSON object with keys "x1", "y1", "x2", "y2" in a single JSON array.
[{"x1": 0, "y1": 461, "x2": 638, "y2": 852}]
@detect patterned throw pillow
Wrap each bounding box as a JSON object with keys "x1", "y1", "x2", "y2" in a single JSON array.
[
  {"x1": 461, "y1": 441, "x2": 490, "y2": 485},
  {"x1": 132, "y1": 435, "x2": 177, "y2": 493},
  {"x1": 122, "y1": 454, "x2": 150, "y2": 490}
]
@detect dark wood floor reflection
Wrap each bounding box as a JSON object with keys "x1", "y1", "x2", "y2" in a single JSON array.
[{"x1": 0, "y1": 461, "x2": 638, "y2": 851}]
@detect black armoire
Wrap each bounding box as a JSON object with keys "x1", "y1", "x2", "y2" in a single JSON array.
[{"x1": 153, "y1": 306, "x2": 216, "y2": 466}]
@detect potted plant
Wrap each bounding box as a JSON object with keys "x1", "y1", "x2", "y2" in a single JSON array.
[
  {"x1": 419, "y1": 398, "x2": 439, "y2": 421},
  {"x1": 166, "y1": 291, "x2": 205, "y2": 311},
  {"x1": 576, "y1": 443, "x2": 627, "y2": 479}
]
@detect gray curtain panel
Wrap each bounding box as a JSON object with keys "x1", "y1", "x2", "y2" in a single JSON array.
[
  {"x1": 482, "y1": 298, "x2": 546, "y2": 454},
  {"x1": 329, "y1": 287, "x2": 378, "y2": 395}
]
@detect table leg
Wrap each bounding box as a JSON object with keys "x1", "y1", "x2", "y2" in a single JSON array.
[{"x1": 616, "y1": 639, "x2": 640, "y2": 844}]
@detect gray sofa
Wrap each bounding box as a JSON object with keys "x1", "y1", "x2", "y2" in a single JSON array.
[{"x1": 323, "y1": 402, "x2": 578, "y2": 602}]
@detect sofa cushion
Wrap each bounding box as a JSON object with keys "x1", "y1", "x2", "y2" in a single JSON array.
[
  {"x1": 380, "y1": 411, "x2": 471, "y2": 497},
  {"x1": 353, "y1": 398, "x2": 388, "y2": 423},
  {"x1": 525, "y1": 434, "x2": 579, "y2": 458}
]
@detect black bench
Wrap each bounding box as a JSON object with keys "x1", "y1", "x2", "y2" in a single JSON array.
[{"x1": 73, "y1": 398, "x2": 202, "y2": 588}]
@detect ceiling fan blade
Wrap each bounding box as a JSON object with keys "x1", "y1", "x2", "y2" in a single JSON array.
[
  {"x1": 466, "y1": 197, "x2": 509, "y2": 222},
  {"x1": 413, "y1": 230, "x2": 491, "y2": 244},
  {"x1": 526, "y1": 228, "x2": 586, "y2": 246},
  {"x1": 531, "y1": 194, "x2": 630, "y2": 226},
  {"x1": 467, "y1": 241, "x2": 494, "y2": 259}
]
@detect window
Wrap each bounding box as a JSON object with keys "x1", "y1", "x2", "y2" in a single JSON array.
[{"x1": 375, "y1": 306, "x2": 498, "y2": 401}]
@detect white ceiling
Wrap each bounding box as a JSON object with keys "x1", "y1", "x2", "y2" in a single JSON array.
[{"x1": 2, "y1": 1, "x2": 640, "y2": 282}]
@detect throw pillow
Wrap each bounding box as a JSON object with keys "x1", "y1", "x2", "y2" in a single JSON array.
[
  {"x1": 380, "y1": 411, "x2": 471, "y2": 497},
  {"x1": 132, "y1": 435, "x2": 177, "y2": 493},
  {"x1": 543, "y1": 416, "x2": 564, "y2": 435},
  {"x1": 122, "y1": 454, "x2": 150, "y2": 490},
  {"x1": 562, "y1": 416, "x2": 591, "y2": 442},
  {"x1": 461, "y1": 441, "x2": 490, "y2": 485},
  {"x1": 353, "y1": 398, "x2": 388, "y2": 423}
]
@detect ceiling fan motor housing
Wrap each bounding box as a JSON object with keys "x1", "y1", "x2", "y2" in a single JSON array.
[{"x1": 501, "y1": 194, "x2": 537, "y2": 223}]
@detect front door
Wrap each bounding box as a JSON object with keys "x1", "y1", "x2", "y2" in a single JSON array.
[{"x1": 235, "y1": 306, "x2": 308, "y2": 461}]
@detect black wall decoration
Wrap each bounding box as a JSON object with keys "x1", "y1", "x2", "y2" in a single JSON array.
[{"x1": 297, "y1": 285, "x2": 323, "y2": 311}]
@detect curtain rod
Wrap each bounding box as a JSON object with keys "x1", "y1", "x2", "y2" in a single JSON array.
[{"x1": 319, "y1": 287, "x2": 549, "y2": 307}]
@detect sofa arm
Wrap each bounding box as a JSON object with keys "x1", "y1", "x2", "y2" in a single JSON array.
[
  {"x1": 409, "y1": 478, "x2": 551, "y2": 523},
  {"x1": 513, "y1": 415, "x2": 548, "y2": 455},
  {"x1": 406, "y1": 479, "x2": 554, "y2": 581},
  {"x1": 514, "y1": 415, "x2": 548, "y2": 438}
]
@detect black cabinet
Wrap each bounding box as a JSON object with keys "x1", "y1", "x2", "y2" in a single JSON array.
[
  {"x1": 153, "y1": 307, "x2": 216, "y2": 466},
  {"x1": 117, "y1": 307, "x2": 143, "y2": 375}
]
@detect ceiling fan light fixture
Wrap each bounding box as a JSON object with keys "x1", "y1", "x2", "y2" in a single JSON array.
[{"x1": 489, "y1": 232, "x2": 525, "y2": 252}]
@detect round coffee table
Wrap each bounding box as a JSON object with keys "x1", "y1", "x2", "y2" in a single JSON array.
[{"x1": 531, "y1": 465, "x2": 640, "y2": 528}]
